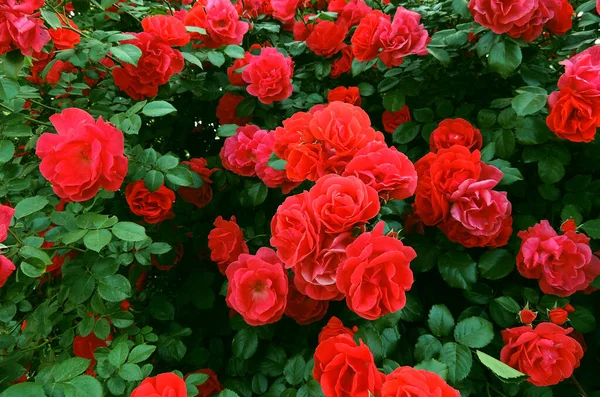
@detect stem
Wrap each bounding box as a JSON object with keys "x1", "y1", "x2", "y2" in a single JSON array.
[
  {"x1": 488, "y1": 384, "x2": 507, "y2": 397},
  {"x1": 8, "y1": 229, "x2": 22, "y2": 245},
  {"x1": 27, "y1": 99, "x2": 60, "y2": 111},
  {"x1": 40, "y1": 245, "x2": 86, "y2": 253},
  {"x1": 245, "y1": 234, "x2": 267, "y2": 242},
  {"x1": 0, "y1": 103, "x2": 52, "y2": 126},
  {"x1": 572, "y1": 375, "x2": 588, "y2": 397}
]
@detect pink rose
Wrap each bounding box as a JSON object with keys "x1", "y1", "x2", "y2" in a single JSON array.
[
  {"x1": 253, "y1": 131, "x2": 299, "y2": 193},
  {"x1": 242, "y1": 47, "x2": 294, "y2": 104},
  {"x1": 378, "y1": 6, "x2": 429, "y2": 68},
  {"x1": 558, "y1": 46, "x2": 600, "y2": 97},
  {"x1": 219, "y1": 125, "x2": 266, "y2": 177},
  {"x1": 0, "y1": 204, "x2": 15, "y2": 242},
  {"x1": 184, "y1": 0, "x2": 249, "y2": 48}
]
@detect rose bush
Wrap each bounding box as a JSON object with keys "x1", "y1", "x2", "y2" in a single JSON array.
[{"x1": 1, "y1": 0, "x2": 600, "y2": 396}]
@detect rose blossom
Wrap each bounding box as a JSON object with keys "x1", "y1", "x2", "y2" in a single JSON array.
[
  {"x1": 216, "y1": 93, "x2": 251, "y2": 126},
  {"x1": 378, "y1": 6, "x2": 429, "y2": 68},
  {"x1": 546, "y1": 88, "x2": 600, "y2": 143},
  {"x1": 0, "y1": 0, "x2": 50, "y2": 56},
  {"x1": 0, "y1": 204, "x2": 15, "y2": 243},
  {"x1": 558, "y1": 46, "x2": 600, "y2": 97},
  {"x1": 141, "y1": 15, "x2": 190, "y2": 46},
  {"x1": 208, "y1": 215, "x2": 248, "y2": 273},
  {"x1": 519, "y1": 309, "x2": 537, "y2": 324},
  {"x1": 545, "y1": 0, "x2": 573, "y2": 35},
  {"x1": 253, "y1": 131, "x2": 300, "y2": 193},
  {"x1": 381, "y1": 367, "x2": 460, "y2": 397},
  {"x1": 336, "y1": 222, "x2": 415, "y2": 320},
  {"x1": 242, "y1": 47, "x2": 294, "y2": 104},
  {"x1": 501, "y1": 323, "x2": 584, "y2": 386},
  {"x1": 328, "y1": 0, "x2": 372, "y2": 27},
  {"x1": 227, "y1": 52, "x2": 253, "y2": 86},
  {"x1": 271, "y1": 0, "x2": 302, "y2": 23},
  {"x1": 548, "y1": 307, "x2": 569, "y2": 325},
  {"x1": 343, "y1": 141, "x2": 417, "y2": 201},
  {"x1": 351, "y1": 10, "x2": 389, "y2": 61},
  {"x1": 226, "y1": 247, "x2": 288, "y2": 326},
  {"x1": 313, "y1": 334, "x2": 385, "y2": 397},
  {"x1": 36, "y1": 108, "x2": 128, "y2": 202},
  {"x1": 49, "y1": 19, "x2": 81, "y2": 50},
  {"x1": 178, "y1": 158, "x2": 216, "y2": 208},
  {"x1": 429, "y1": 118, "x2": 483, "y2": 152},
  {"x1": 73, "y1": 330, "x2": 113, "y2": 374},
  {"x1": 327, "y1": 86, "x2": 361, "y2": 105},
  {"x1": 184, "y1": 0, "x2": 249, "y2": 48},
  {"x1": 382, "y1": 105, "x2": 411, "y2": 133},
  {"x1": 131, "y1": 373, "x2": 187, "y2": 397},
  {"x1": 330, "y1": 45, "x2": 353, "y2": 78},
  {"x1": 516, "y1": 220, "x2": 600, "y2": 296},
  {"x1": 220, "y1": 125, "x2": 266, "y2": 177},
  {"x1": 0, "y1": 255, "x2": 15, "y2": 288},
  {"x1": 125, "y1": 180, "x2": 175, "y2": 224},
  {"x1": 285, "y1": 277, "x2": 329, "y2": 325},
  {"x1": 305, "y1": 20, "x2": 348, "y2": 58},
  {"x1": 185, "y1": 369, "x2": 223, "y2": 397},
  {"x1": 318, "y1": 316, "x2": 357, "y2": 343}
]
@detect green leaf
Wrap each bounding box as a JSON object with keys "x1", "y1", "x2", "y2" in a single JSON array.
[
  {"x1": 0, "y1": 383, "x2": 46, "y2": 397},
  {"x1": 283, "y1": 356, "x2": 306, "y2": 386},
  {"x1": 236, "y1": 97, "x2": 256, "y2": 117},
  {"x1": 581, "y1": 220, "x2": 600, "y2": 238},
  {"x1": 128, "y1": 345, "x2": 156, "y2": 364},
  {"x1": 383, "y1": 90, "x2": 405, "y2": 112},
  {"x1": 428, "y1": 304, "x2": 455, "y2": 337},
  {"x1": 94, "y1": 317, "x2": 111, "y2": 340},
  {"x1": 393, "y1": 122, "x2": 420, "y2": 144},
  {"x1": 14, "y1": 196, "x2": 49, "y2": 219},
  {"x1": 155, "y1": 155, "x2": 179, "y2": 171},
  {"x1": 515, "y1": 117, "x2": 551, "y2": 145},
  {"x1": 267, "y1": 152, "x2": 286, "y2": 171},
  {"x1": 251, "y1": 374, "x2": 268, "y2": 394},
  {"x1": 232, "y1": 328, "x2": 258, "y2": 359},
  {"x1": 488, "y1": 40, "x2": 522, "y2": 78},
  {"x1": 438, "y1": 342, "x2": 472, "y2": 384},
  {"x1": 0, "y1": 141, "x2": 15, "y2": 164},
  {"x1": 494, "y1": 129, "x2": 515, "y2": 159},
  {"x1": 218, "y1": 390, "x2": 241, "y2": 397},
  {"x1": 476, "y1": 351, "x2": 528, "y2": 382},
  {"x1": 357, "y1": 82, "x2": 375, "y2": 96},
  {"x1": 98, "y1": 275, "x2": 131, "y2": 302},
  {"x1": 2, "y1": 51, "x2": 25, "y2": 79},
  {"x1": 83, "y1": 229, "x2": 112, "y2": 252},
  {"x1": 570, "y1": 305, "x2": 596, "y2": 333},
  {"x1": 428, "y1": 47, "x2": 451, "y2": 66},
  {"x1": 224, "y1": 45, "x2": 245, "y2": 59},
  {"x1": 414, "y1": 359, "x2": 449, "y2": 380},
  {"x1": 207, "y1": 51, "x2": 226, "y2": 67},
  {"x1": 438, "y1": 252, "x2": 477, "y2": 290},
  {"x1": 142, "y1": 101, "x2": 177, "y2": 117},
  {"x1": 217, "y1": 124, "x2": 238, "y2": 137},
  {"x1": 166, "y1": 166, "x2": 194, "y2": 187},
  {"x1": 538, "y1": 157, "x2": 565, "y2": 184},
  {"x1": 112, "y1": 222, "x2": 147, "y2": 242},
  {"x1": 111, "y1": 44, "x2": 143, "y2": 65},
  {"x1": 478, "y1": 249, "x2": 514, "y2": 280},
  {"x1": 414, "y1": 334, "x2": 443, "y2": 362},
  {"x1": 511, "y1": 92, "x2": 548, "y2": 116},
  {"x1": 144, "y1": 170, "x2": 164, "y2": 192},
  {"x1": 119, "y1": 363, "x2": 143, "y2": 381},
  {"x1": 454, "y1": 317, "x2": 494, "y2": 348},
  {"x1": 54, "y1": 358, "x2": 91, "y2": 382},
  {"x1": 242, "y1": 180, "x2": 268, "y2": 207},
  {"x1": 109, "y1": 342, "x2": 129, "y2": 367}
]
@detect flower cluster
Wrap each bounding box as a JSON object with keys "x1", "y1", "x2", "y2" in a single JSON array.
[
  {"x1": 547, "y1": 46, "x2": 600, "y2": 142},
  {"x1": 413, "y1": 119, "x2": 512, "y2": 247}
]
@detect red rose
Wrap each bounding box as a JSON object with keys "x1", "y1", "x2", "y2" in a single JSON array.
[
  {"x1": 73, "y1": 331, "x2": 113, "y2": 373},
  {"x1": 226, "y1": 247, "x2": 288, "y2": 326},
  {"x1": 120, "y1": 300, "x2": 131, "y2": 311},
  {"x1": 309, "y1": 102, "x2": 384, "y2": 160},
  {"x1": 351, "y1": 10, "x2": 389, "y2": 61},
  {"x1": 270, "y1": 192, "x2": 320, "y2": 268},
  {"x1": 26, "y1": 48, "x2": 55, "y2": 85},
  {"x1": 336, "y1": 222, "x2": 415, "y2": 320},
  {"x1": 44, "y1": 59, "x2": 78, "y2": 86},
  {"x1": 558, "y1": 46, "x2": 600, "y2": 97},
  {"x1": 220, "y1": 125, "x2": 266, "y2": 177},
  {"x1": 113, "y1": 32, "x2": 184, "y2": 100},
  {"x1": 545, "y1": 0, "x2": 572, "y2": 34},
  {"x1": 0, "y1": 203, "x2": 15, "y2": 243},
  {"x1": 293, "y1": 15, "x2": 314, "y2": 41},
  {"x1": 382, "y1": 105, "x2": 411, "y2": 133},
  {"x1": 184, "y1": 0, "x2": 249, "y2": 48},
  {"x1": 429, "y1": 118, "x2": 483, "y2": 153},
  {"x1": 330, "y1": 45, "x2": 353, "y2": 78},
  {"x1": 0, "y1": 255, "x2": 15, "y2": 288},
  {"x1": 84, "y1": 57, "x2": 115, "y2": 88},
  {"x1": 271, "y1": 0, "x2": 302, "y2": 23},
  {"x1": 273, "y1": 111, "x2": 314, "y2": 159},
  {"x1": 306, "y1": 20, "x2": 348, "y2": 58},
  {"x1": 546, "y1": 88, "x2": 600, "y2": 143},
  {"x1": 0, "y1": 0, "x2": 50, "y2": 56},
  {"x1": 519, "y1": 309, "x2": 537, "y2": 324},
  {"x1": 517, "y1": 220, "x2": 600, "y2": 296},
  {"x1": 216, "y1": 93, "x2": 251, "y2": 126},
  {"x1": 313, "y1": 334, "x2": 385, "y2": 397},
  {"x1": 254, "y1": 131, "x2": 300, "y2": 193},
  {"x1": 286, "y1": 143, "x2": 324, "y2": 182},
  {"x1": 141, "y1": 15, "x2": 190, "y2": 47},
  {"x1": 440, "y1": 182, "x2": 512, "y2": 248},
  {"x1": 285, "y1": 277, "x2": 329, "y2": 324},
  {"x1": 421, "y1": 146, "x2": 483, "y2": 198},
  {"x1": 178, "y1": 158, "x2": 216, "y2": 208},
  {"x1": 227, "y1": 52, "x2": 252, "y2": 86},
  {"x1": 131, "y1": 373, "x2": 187, "y2": 397},
  {"x1": 242, "y1": 47, "x2": 294, "y2": 104},
  {"x1": 49, "y1": 19, "x2": 81, "y2": 50},
  {"x1": 294, "y1": 231, "x2": 352, "y2": 301},
  {"x1": 308, "y1": 175, "x2": 380, "y2": 234},
  {"x1": 343, "y1": 141, "x2": 417, "y2": 201},
  {"x1": 125, "y1": 180, "x2": 176, "y2": 224},
  {"x1": 548, "y1": 307, "x2": 569, "y2": 325},
  {"x1": 185, "y1": 369, "x2": 223, "y2": 397},
  {"x1": 208, "y1": 215, "x2": 248, "y2": 273},
  {"x1": 381, "y1": 367, "x2": 460, "y2": 397},
  {"x1": 318, "y1": 316, "x2": 357, "y2": 343},
  {"x1": 36, "y1": 108, "x2": 128, "y2": 202},
  {"x1": 327, "y1": 86, "x2": 361, "y2": 105},
  {"x1": 469, "y1": 0, "x2": 556, "y2": 42},
  {"x1": 328, "y1": 0, "x2": 372, "y2": 27},
  {"x1": 501, "y1": 323, "x2": 584, "y2": 386},
  {"x1": 378, "y1": 6, "x2": 429, "y2": 68}
]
